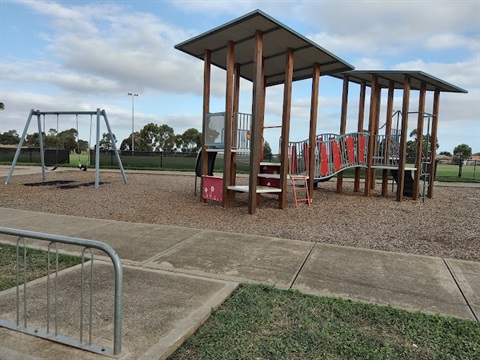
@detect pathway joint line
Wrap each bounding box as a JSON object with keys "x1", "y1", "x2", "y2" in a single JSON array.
[
  {"x1": 288, "y1": 241, "x2": 317, "y2": 290},
  {"x1": 139, "y1": 230, "x2": 208, "y2": 266},
  {"x1": 442, "y1": 258, "x2": 479, "y2": 322}
]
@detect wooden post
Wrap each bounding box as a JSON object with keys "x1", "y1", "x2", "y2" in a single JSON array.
[
  {"x1": 230, "y1": 63, "x2": 241, "y2": 190},
  {"x1": 201, "y1": 50, "x2": 211, "y2": 203},
  {"x1": 371, "y1": 83, "x2": 382, "y2": 190},
  {"x1": 336, "y1": 74, "x2": 349, "y2": 194},
  {"x1": 260, "y1": 63, "x2": 266, "y2": 161},
  {"x1": 428, "y1": 89, "x2": 440, "y2": 198},
  {"x1": 248, "y1": 31, "x2": 264, "y2": 215},
  {"x1": 279, "y1": 48, "x2": 294, "y2": 209},
  {"x1": 354, "y1": 80, "x2": 366, "y2": 192},
  {"x1": 364, "y1": 76, "x2": 378, "y2": 197},
  {"x1": 382, "y1": 80, "x2": 395, "y2": 197},
  {"x1": 308, "y1": 63, "x2": 320, "y2": 198},
  {"x1": 223, "y1": 41, "x2": 235, "y2": 208},
  {"x1": 412, "y1": 81, "x2": 427, "y2": 201},
  {"x1": 396, "y1": 75, "x2": 411, "y2": 202}
]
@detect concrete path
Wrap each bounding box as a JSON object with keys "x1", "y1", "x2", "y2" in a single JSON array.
[{"x1": 0, "y1": 207, "x2": 478, "y2": 359}]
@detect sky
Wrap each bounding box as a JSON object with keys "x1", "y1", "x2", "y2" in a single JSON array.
[{"x1": 0, "y1": 0, "x2": 479, "y2": 154}]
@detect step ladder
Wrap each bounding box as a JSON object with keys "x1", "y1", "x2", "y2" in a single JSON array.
[{"x1": 289, "y1": 175, "x2": 311, "y2": 208}]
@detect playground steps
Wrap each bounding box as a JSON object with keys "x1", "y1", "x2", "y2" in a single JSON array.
[{"x1": 258, "y1": 162, "x2": 281, "y2": 189}]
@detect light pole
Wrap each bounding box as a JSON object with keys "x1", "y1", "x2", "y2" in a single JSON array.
[
  {"x1": 127, "y1": 93, "x2": 138, "y2": 152},
  {"x1": 0, "y1": 102, "x2": 4, "y2": 134}
]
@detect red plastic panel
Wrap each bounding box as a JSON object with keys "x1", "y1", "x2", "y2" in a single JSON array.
[
  {"x1": 332, "y1": 142, "x2": 341, "y2": 171},
  {"x1": 320, "y1": 144, "x2": 329, "y2": 176},
  {"x1": 346, "y1": 136, "x2": 355, "y2": 165},
  {"x1": 202, "y1": 176, "x2": 223, "y2": 202}
]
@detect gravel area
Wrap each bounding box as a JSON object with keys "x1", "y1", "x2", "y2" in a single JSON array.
[{"x1": 1, "y1": 169, "x2": 479, "y2": 261}]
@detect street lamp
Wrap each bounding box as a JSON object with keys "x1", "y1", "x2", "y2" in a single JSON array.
[
  {"x1": 127, "y1": 93, "x2": 138, "y2": 152},
  {"x1": 0, "y1": 102, "x2": 4, "y2": 134}
]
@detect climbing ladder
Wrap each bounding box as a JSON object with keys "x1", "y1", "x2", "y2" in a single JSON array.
[{"x1": 289, "y1": 175, "x2": 311, "y2": 208}]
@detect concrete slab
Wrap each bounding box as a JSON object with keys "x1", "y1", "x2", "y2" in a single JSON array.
[
  {"x1": 73, "y1": 222, "x2": 203, "y2": 263},
  {"x1": 0, "y1": 208, "x2": 42, "y2": 244},
  {"x1": 0, "y1": 207, "x2": 39, "y2": 222},
  {"x1": 445, "y1": 258, "x2": 480, "y2": 321},
  {"x1": 0, "y1": 262, "x2": 238, "y2": 360},
  {"x1": 292, "y1": 243, "x2": 474, "y2": 320},
  {"x1": 0, "y1": 211, "x2": 106, "y2": 238},
  {"x1": 145, "y1": 230, "x2": 314, "y2": 288}
]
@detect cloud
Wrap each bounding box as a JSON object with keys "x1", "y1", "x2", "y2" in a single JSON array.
[
  {"x1": 2, "y1": 1, "x2": 478, "y2": 153},
  {"x1": 393, "y1": 56, "x2": 480, "y2": 89},
  {"x1": 9, "y1": 1, "x2": 205, "y2": 97}
]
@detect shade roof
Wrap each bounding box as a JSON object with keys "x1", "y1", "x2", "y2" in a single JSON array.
[
  {"x1": 175, "y1": 9, "x2": 354, "y2": 87},
  {"x1": 332, "y1": 70, "x2": 467, "y2": 93}
]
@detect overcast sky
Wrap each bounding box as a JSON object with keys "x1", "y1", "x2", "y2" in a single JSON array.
[{"x1": 0, "y1": 0, "x2": 478, "y2": 154}]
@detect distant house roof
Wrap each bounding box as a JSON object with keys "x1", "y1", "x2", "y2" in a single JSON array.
[
  {"x1": 436, "y1": 154, "x2": 452, "y2": 160},
  {"x1": 175, "y1": 9, "x2": 354, "y2": 87},
  {"x1": 332, "y1": 70, "x2": 467, "y2": 93}
]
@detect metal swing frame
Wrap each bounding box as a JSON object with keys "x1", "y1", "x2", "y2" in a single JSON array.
[{"x1": 5, "y1": 108, "x2": 128, "y2": 189}]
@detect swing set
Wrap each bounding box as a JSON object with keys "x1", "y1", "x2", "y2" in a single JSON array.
[{"x1": 5, "y1": 109, "x2": 127, "y2": 189}]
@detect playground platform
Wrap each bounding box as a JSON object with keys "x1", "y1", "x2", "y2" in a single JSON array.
[{"x1": 0, "y1": 205, "x2": 478, "y2": 359}]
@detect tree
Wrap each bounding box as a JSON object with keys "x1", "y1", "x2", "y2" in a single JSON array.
[
  {"x1": 439, "y1": 151, "x2": 452, "y2": 156},
  {"x1": 453, "y1": 144, "x2": 472, "y2": 178},
  {"x1": 174, "y1": 134, "x2": 184, "y2": 152},
  {"x1": 26, "y1": 132, "x2": 42, "y2": 148},
  {"x1": 57, "y1": 128, "x2": 78, "y2": 152},
  {"x1": 406, "y1": 129, "x2": 439, "y2": 164},
  {"x1": 180, "y1": 128, "x2": 201, "y2": 152},
  {"x1": 264, "y1": 141, "x2": 272, "y2": 160},
  {"x1": 0, "y1": 130, "x2": 20, "y2": 145},
  {"x1": 138, "y1": 123, "x2": 176, "y2": 152},
  {"x1": 157, "y1": 124, "x2": 175, "y2": 152},
  {"x1": 99, "y1": 132, "x2": 117, "y2": 150},
  {"x1": 77, "y1": 139, "x2": 89, "y2": 152},
  {"x1": 120, "y1": 132, "x2": 140, "y2": 151},
  {"x1": 139, "y1": 123, "x2": 159, "y2": 151}
]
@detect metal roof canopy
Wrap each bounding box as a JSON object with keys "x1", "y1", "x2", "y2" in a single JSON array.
[
  {"x1": 175, "y1": 9, "x2": 354, "y2": 87},
  {"x1": 333, "y1": 70, "x2": 467, "y2": 93}
]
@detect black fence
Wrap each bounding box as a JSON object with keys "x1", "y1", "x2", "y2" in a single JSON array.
[
  {"x1": 0, "y1": 147, "x2": 69, "y2": 166},
  {"x1": 88, "y1": 150, "x2": 253, "y2": 172},
  {"x1": 89, "y1": 150, "x2": 200, "y2": 170}
]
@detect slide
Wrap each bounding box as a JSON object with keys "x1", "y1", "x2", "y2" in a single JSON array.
[
  {"x1": 195, "y1": 149, "x2": 217, "y2": 177},
  {"x1": 390, "y1": 169, "x2": 418, "y2": 197}
]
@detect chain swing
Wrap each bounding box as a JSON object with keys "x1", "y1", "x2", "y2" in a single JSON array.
[
  {"x1": 42, "y1": 113, "x2": 59, "y2": 171},
  {"x1": 76, "y1": 114, "x2": 88, "y2": 171}
]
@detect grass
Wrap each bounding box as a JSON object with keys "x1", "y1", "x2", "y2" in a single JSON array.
[
  {"x1": 0, "y1": 243, "x2": 82, "y2": 292},
  {"x1": 2, "y1": 151, "x2": 479, "y2": 181},
  {"x1": 170, "y1": 284, "x2": 480, "y2": 360}
]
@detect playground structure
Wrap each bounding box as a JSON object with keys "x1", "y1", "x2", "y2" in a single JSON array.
[
  {"x1": 5, "y1": 109, "x2": 128, "y2": 189},
  {"x1": 177, "y1": 10, "x2": 467, "y2": 214}
]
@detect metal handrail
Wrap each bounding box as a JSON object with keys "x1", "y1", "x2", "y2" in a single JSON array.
[
  {"x1": 289, "y1": 132, "x2": 369, "y2": 178},
  {"x1": 0, "y1": 227, "x2": 123, "y2": 356}
]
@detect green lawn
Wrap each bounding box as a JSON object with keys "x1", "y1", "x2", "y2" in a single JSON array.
[
  {"x1": 170, "y1": 284, "x2": 480, "y2": 360},
  {"x1": 0, "y1": 244, "x2": 82, "y2": 291},
  {"x1": 1, "y1": 151, "x2": 478, "y2": 181}
]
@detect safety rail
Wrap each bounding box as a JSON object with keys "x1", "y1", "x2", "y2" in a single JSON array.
[
  {"x1": 0, "y1": 227, "x2": 123, "y2": 356},
  {"x1": 205, "y1": 112, "x2": 251, "y2": 151},
  {"x1": 289, "y1": 132, "x2": 369, "y2": 179},
  {"x1": 373, "y1": 133, "x2": 401, "y2": 168}
]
